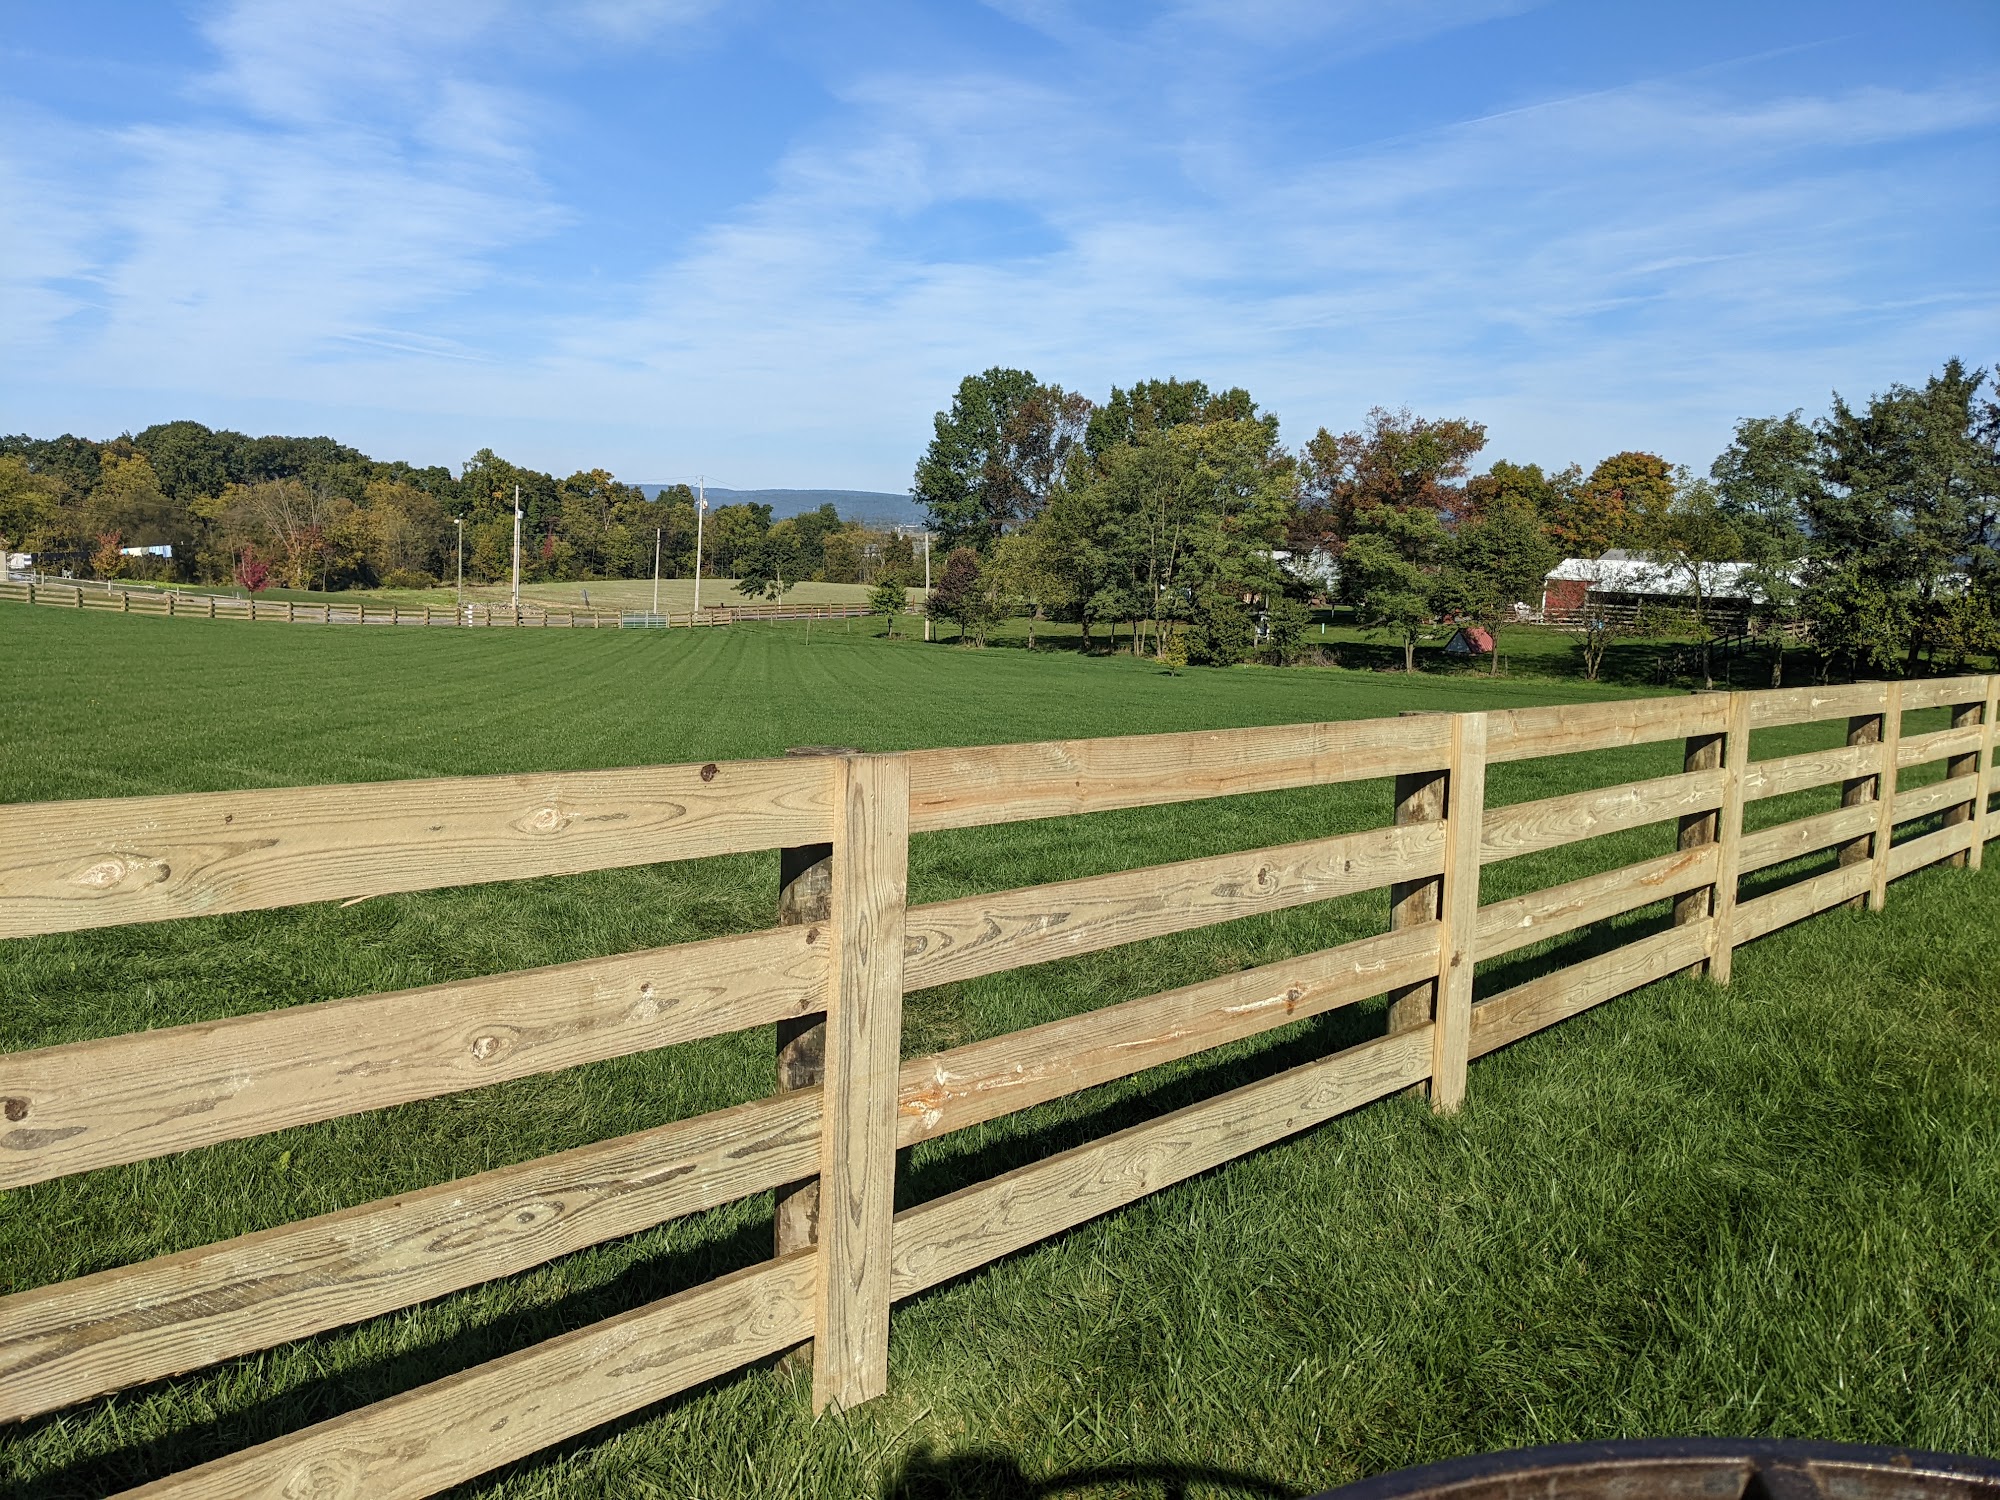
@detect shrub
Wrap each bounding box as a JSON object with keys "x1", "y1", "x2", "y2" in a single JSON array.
[
  {"x1": 1186, "y1": 590, "x2": 1253, "y2": 666},
  {"x1": 1260, "y1": 596, "x2": 1310, "y2": 664},
  {"x1": 382, "y1": 568, "x2": 435, "y2": 590}
]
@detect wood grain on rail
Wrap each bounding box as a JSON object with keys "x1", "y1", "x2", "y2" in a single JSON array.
[
  {"x1": 1479, "y1": 770, "x2": 1724, "y2": 864},
  {"x1": 1468, "y1": 922, "x2": 1711, "y2": 1059},
  {"x1": 1746, "y1": 682, "x2": 1892, "y2": 729},
  {"x1": 1740, "y1": 744, "x2": 1883, "y2": 802},
  {"x1": 888, "y1": 1026, "x2": 1432, "y2": 1301},
  {"x1": 1895, "y1": 675, "x2": 1993, "y2": 712},
  {"x1": 1483, "y1": 695, "x2": 1725, "y2": 764},
  {"x1": 895, "y1": 924, "x2": 1439, "y2": 1144},
  {"x1": 1737, "y1": 804, "x2": 1879, "y2": 875},
  {"x1": 114, "y1": 1253, "x2": 817, "y2": 1500},
  {"x1": 1890, "y1": 776, "x2": 1978, "y2": 824},
  {"x1": 1473, "y1": 846, "x2": 1718, "y2": 961},
  {"x1": 1895, "y1": 724, "x2": 1983, "y2": 770},
  {"x1": 0, "y1": 757, "x2": 836, "y2": 938},
  {"x1": 0, "y1": 925, "x2": 823, "y2": 1188},
  {"x1": 1, "y1": 1093, "x2": 820, "y2": 1423},
  {"x1": 904, "y1": 716, "x2": 1454, "y2": 832},
  {"x1": 1733, "y1": 863, "x2": 1872, "y2": 942},
  {"x1": 903, "y1": 822, "x2": 1445, "y2": 990}
]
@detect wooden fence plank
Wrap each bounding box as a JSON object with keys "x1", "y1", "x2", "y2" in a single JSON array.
[
  {"x1": 888, "y1": 1026, "x2": 1433, "y2": 1302},
  {"x1": 1478, "y1": 769, "x2": 1725, "y2": 865},
  {"x1": 1431, "y1": 714, "x2": 1486, "y2": 1113},
  {"x1": 1737, "y1": 803, "x2": 1879, "y2": 875},
  {"x1": 1747, "y1": 682, "x2": 1891, "y2": 729},
  {"x1": 0, "y1": 925, "x2": 821, "y2": 1188},
  {"x1": 1733, "y1": 862, "x2": 1873, "y2": 943},
  {"x1": 1706, "y1": 693, "x2": 1752, "y2": 985},
  {"x1": 1973, "y1": 679, "x2": 1999, "y2": 872},
  {"x1": 1891, "y1": 776, "x2": 1979, "y2": 824},
  {"x1": 1740, "y1": 743, "x2": 1883, "y2": 802},
  {"x1": 895, "y1": 924, "x2": 1440, "y2": 1145},
  {"x1": 113, "y1": 1253, "x2": 817, "y2": 1500},
  {"x1": 1468, "y1": 921, "x2": 1712, "y2": 1060},
  {"x1": 904, "y1": 716, "x2": 1454, "y2": 832},
  {"x1": 1896, "y1": 675, "x2": 1992, "y2": 712},
  {"x1": 0, "y1": 1092, "x2": 819, "y2": 1422},
  {"x1": 1483, "y1": 695, "x2": 1726, "y2": 764},
  {"x1": 812, "y1": 754, "x2": 908, "y2": 1414},
  {"x1": 1886, "y1": 821, "x2": 1978, "y2": 881},
  {"x1": 1868, "y1": 682, "x2": 1904, "y2": 911},
  {"x1": 1895, "y1": 724, "x2": 1983, "y2": 770},
  {"x1": 1474, "y1": 846, "x2": 1718, "y2": 961},
  {"x1": 903, "y1": 822, "x2": 1446, "y2": 991},
  {"x1": 0, "y1": 757, "x2": 837, "y2": 938}
]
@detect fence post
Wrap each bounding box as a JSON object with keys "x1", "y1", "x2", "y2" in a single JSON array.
[
  {"x1": 120, "y1": 590, "x2": 129, "y2": 612},
  {"x1": 774, "y1": 746, "x2": 860, "y2": 1365},
  {"x1": 1431, "y1": 712, "x2": 1486, "y2": 1115},
  {"x1": 207, "y1": 594, "x2": 216, "y2": 619},
  {"x1": 1868, "y1": 681, "x2": 1904, "y2": 911},
  {"x1": 165, "y1": 590, "x2": 173, "y2": 616},
  {"x1": 1944, "y1": 689, "x2": 1986, "y2": 868},
  {"x1": 1707, "y1": 692, "x2": 1751, "y2": 985},
  {"x1": 812, "y1": 752, "x2": 909, "y2": 1415},
  {"x1": 1673, "y1": 697, "x2": 1728, "y2": 976},
  {"x1": 1972, "y1": 676, "x2": 1999, "y2": 873},
  {"x1": 1386, "y1": 713, "x2": 1447, "y2": 1040},
  {"x1": 1837, "y1": 700, "x2": 1886, "y2": 908}
]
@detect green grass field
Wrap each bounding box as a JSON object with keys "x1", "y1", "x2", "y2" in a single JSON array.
[{"x1": 2, "y1": 606, "x2": 1995, "y2": 1499}]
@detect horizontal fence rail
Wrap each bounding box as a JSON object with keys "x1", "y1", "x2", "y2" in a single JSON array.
[
  {"x1": 0, "y1": 675, "x2": 1994, "y2": 1498},
  {"x1": 0, "y1": 578, "x2": 918, "y2": 632}
]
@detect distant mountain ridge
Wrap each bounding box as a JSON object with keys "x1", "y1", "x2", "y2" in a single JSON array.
[{"x1": 636, "y1": 485, "x2": 924, "y2": 528}]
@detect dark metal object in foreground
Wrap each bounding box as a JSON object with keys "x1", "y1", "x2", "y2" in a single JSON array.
[{"x1": 1314, "y1": 1439, "x2": 2000, "y2": 1500}]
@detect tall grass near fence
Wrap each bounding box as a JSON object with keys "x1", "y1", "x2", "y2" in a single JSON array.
[{"x1": 1, "y1": 664, "x2": 1994, "y2": 1498}]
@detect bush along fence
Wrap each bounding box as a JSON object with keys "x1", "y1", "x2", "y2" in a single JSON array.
[
  {"x1": 0, "y1": 678, "x2": 1996, "y2": 1496},
  {"x1": 0, "y1": 577, "x2": 897, "y2": 629}
]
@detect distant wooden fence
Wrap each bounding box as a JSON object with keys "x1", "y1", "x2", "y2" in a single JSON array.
[
  {"x1": 0, "y1": 579, "x2": 903, "y2": 629},
  {"x1": 0, "y1": 677, "x2": 1994, "y2": 1496}
]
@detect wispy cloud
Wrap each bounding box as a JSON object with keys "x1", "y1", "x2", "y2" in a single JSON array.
[{"x1": 1, "y1": 1, "x2": 1994, "y2": 486}]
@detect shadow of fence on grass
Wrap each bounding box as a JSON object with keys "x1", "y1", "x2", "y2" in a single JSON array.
[{"x1": 882, "y1": 1442, "x2": 1298, "y2": 1499}]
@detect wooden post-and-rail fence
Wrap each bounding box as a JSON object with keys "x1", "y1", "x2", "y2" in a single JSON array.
[
  {"x1": 0, "y1": 579, "x2": 907, "y2": 630},
  {"x1": 0, "y1": 677, "x2": 1996, "y2": 1496}
]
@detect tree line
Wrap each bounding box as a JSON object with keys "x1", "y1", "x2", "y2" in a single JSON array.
[
  {"x1": 0, "y1": 423, "x2": 928, "y2": 595},
  {"x1": 912, "y1": 361, "x2": 2000, "y2": 678}
]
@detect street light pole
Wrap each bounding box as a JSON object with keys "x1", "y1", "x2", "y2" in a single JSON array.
[
  {"x1": 454, "y1": 517, "x2": 463, "y2": 607},
  {"x1": 653, "y1": 527, "x2": 662, "y2": 620},
  {"x1": 923, "y1": 529, "x2": 932, "y2": 641},
  {"x1": 509, "y1": 484, "x2": 522, "y2": 614},
  {"x1": 692, "y1": 477, "x2": 707, "y2": 622}
]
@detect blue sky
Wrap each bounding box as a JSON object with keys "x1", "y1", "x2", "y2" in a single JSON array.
[{"x1": 3, "y1": 1, "x2": 1996, "y2": 490}]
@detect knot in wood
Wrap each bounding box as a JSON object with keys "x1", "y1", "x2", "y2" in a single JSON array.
[
  {"x1": 521, "y1": 805, "x2": 569, "y2": 835},
  {"x1": 469, "y1": 1035, "x2": 501, "y2": 1061},
  {"x1": 76, "y1": 858, "x2": 129, "y2": 889},
  {"x1": 700, "y1": 763, "x2": 719, "y2": 782},
  {"x1": 2, "y1": 1097, "x2": 26, "y2": 1122}
]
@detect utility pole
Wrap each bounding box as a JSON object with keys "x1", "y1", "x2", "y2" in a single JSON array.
[
  {"x1": 923, "y1": 529, "x2": 932, "y2": 642},
  {"x1": 692, "y1": 476, "x2": 707, "y2": 622},
  {"x1": 509, "y1": 484, "x2": 522, "y2": 614},
  {"x1": 454, "y1": 517, "x2": 463, "y2": 606},
  {"x1": 653, "y1": 527, "x2": 662, "y2": 620}
]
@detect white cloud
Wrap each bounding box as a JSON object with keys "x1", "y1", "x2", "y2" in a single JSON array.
[{"x1": 1, "y1": 2, "x2": 1993, "y2": 488}]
